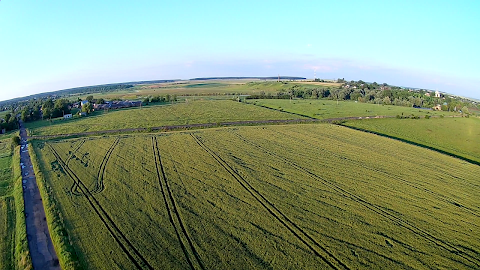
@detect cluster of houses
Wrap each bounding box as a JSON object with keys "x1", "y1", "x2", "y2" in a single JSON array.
[
  {"x1": 64, "y1": 100, "x2": 142, "y2": 119},
  {"x1": 93, "y1": 100, "x2": 142, "y2": 110}
]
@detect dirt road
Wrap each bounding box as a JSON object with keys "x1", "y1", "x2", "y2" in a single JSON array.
[{"x1": 20, "y1": 123, "x2": 60, "y2": 269}]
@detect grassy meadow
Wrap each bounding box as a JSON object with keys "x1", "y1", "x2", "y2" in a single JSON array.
[
  {"x1": 344, "y1": 117, "x2": 480, "y2": 164},
  {"x1": 30, "y1": 124, "x2": 480, "y2": 269},
  {"x1": 26, "y1": 100, "x2": 306, "y2": 136},
  {"x1": 249, "y1": 99, "x2": 457, "y2": 119}
]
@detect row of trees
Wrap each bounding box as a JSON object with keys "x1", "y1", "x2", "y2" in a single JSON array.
[
  {"x1": 1, "y1": 113, "x2": 19, "y2": 132},
  {"x1": 247, "y1": 81, "x2": 474, "y2": 112},
  {"x1": 143, "y1": 94, "x2": 177, "y2": 104}
]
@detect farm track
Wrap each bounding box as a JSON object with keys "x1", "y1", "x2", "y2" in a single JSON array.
[
  {"x1": 66, "y1": 139, "x2": 85, "y2": 166},
  {"x1": 230, "y1": 132, "x2": 480, "y2": 268},
  {"x1": 152, "y1": 136, "x2": 205, "y2": 270},
  {"x1": 191, "y1": 134, "x2": 350, "y2": 270},
  {"x1": 92, "y1": 138, "x2": 120, "y2": 194},
  {"x1": 46, "y1": 143, "x2": 153, "y2": 270},
  {"x1": 270, "y1": 128, "x2": 480, "y2": 219},
  {"x1": 28, "y1": 116, "x2": 398, "y2": 140},
  {"x1": 66, "y1": 139, "x2": 85, "y2": 196}
]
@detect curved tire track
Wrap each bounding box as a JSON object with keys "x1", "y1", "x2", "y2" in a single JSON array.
[
  {"x1": 92, "y1": 138, "x2": 119, "y2": 194},
  {"x1": 47, "y1": 143, "x2": 153, "y2": 270}
]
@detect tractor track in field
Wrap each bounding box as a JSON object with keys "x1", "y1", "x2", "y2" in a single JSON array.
[
  {"x1": 47, "y1": 143, "x2": 153, "y2": 270},
  {"x1": 191, "y1": 134, "x2": 350, "y2": 270},
  {"x1": 152, "y1": 136, "x2": 205, "y2": 270},
  {"x1": 230, "y1": 132, "x2": 480, "y2": 268},
  {"x1": 66, "y1": 139, "x2": 85, "y2": 166},
  {"x1": 67, "y1": 139, "x2": 85, "y2": 196},
  {"x1": 92, "y1": 138, "x2": 119, "y2": 194},
  {"x1": 271, "y1": 128, "x2": 480, "y2": 219}
]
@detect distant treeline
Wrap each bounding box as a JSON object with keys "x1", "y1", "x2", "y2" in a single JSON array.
[
  {"x1": 191, "y1": 76, "x2": 306, "y2": 81},
  {"x1": 0, "y1": 80, "x2": 177, "y2": 110}
]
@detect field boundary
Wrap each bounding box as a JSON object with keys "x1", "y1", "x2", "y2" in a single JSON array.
[
  {"x1": 191, "y1": 133, "x2": 350, "y2": 270},
  {"x1": 27, "y1": 117, "x2": 398, "y2": 140},
  {"x1": 269, "y1": 127, "x2": 480, "y2": 219},
  {"x1": 340, "y1": 124, "x2": 480, "y2": 167}
]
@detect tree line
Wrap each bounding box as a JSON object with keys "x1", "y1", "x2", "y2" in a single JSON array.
[{"x1": 246, "y1": 80, "x2": 476, "y2": 112}]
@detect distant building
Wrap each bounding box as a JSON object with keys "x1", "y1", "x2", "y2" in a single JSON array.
[
  {"x1": 78, "y1": 112, "x2": 87, "y2": 117},
  {"x1": 80, "y1": 100, "x2": 89, "y2": 107},
  {"x1": 63, "y1": 113, "x2": 72, "y2": 119},
  {"x1": 94, "y1": 100, "x2": 142, "y2": 110},
  {"x1": 435, "y1": 91, "x2": 441, "y2": 98},
  {"x1": 425, "y1": 92, "x2": 431, "y2": 97},
  {"x1": 433, "y1": 104, "x2": 442, "y2": 111}
]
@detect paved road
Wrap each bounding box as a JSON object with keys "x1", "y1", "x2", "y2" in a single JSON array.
[{"x1": 20, "y1": 123, "x2": 60, "y2": 270}]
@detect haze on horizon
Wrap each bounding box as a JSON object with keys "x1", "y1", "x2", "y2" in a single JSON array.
[{"x1": 1, "y1": 0, "x2": 479, "y2": 102}]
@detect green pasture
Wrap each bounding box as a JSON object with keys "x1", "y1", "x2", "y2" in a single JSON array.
[
  {"x1": 248, "y1": 99, "x2": 457, "y2": 119},
  {"x1": 31, "y1": 124, "x2": 480, "y2": 269},
  {"x1": 25, "y1": 100, "x2": 305, "y2": 136},
  {"x1": 344, "y1": 117, "x2": 480, "y2": 164}
]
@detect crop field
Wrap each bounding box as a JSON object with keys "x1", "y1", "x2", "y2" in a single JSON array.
[
  {"x1": 71, "y1": 81, "x2": 342, "y2": 101},
  {"x1": 344, "y1": 117, "x2": 480, "y2": 164},
  {"x1": 249, "y1": 99, "x2": 456, "y2": 119},
  {"x1": 26, "y1": 100, "x2": 305, "y2": 137},
  {"x1": 31, "y1": 124, "x2": 480, "y2": 269}
]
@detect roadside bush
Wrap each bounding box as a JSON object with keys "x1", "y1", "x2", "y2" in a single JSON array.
[
  {"x1": 425, "y1": 115, "x2": 430, "y2": 119},
  {"x1": 12, "y1": 135, "x2": 20, "y2": 146}
]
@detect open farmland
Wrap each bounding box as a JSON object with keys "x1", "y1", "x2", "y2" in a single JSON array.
[
  {"x1": 26, "y1": 100, "x2": 306, "y2": 137},
  {"x1": 31, "y1": 124, "x2": 480, "y2": 269},
  {"x1": 344, "y1": 117, "x2": 480, "y2": 164},
  {"x1": 70, "y1": 80, "x2": 342, "y2": 101},
  {"x1": 249, "y1": 99, "x2": 456, "y2": 119}
]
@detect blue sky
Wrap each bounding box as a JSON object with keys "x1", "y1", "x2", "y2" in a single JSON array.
[{"x1": 1, "y1": 0, "x2": 479, "y2": 101}]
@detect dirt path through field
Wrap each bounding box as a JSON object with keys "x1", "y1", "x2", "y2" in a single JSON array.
[
  {"x1": 20, "y1": 122, "x2": 60, "y2": 269},
  {"x1": 27, "y1": 115, "x2": 396, "y2": 139}
]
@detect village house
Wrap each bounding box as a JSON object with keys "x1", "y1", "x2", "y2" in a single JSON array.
[
  {"x1": 435, "y1": 91, "x2": 441, "y2": 98},
  {"x1": 94, "y1": 100, "x2": 142, "y2": 110},
  {"x1": 63, "y1": 113, "x2": 72, "y2": 119},
  {"x1": 433, "y1": 104, "x2": 442, "y2": 111}
]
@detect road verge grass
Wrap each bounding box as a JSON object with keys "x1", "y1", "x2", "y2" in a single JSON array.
[
  {"x1": 29, "y1": 142, "x2": 80, "y2": 269},
  {"x1": 12, "y1": 146, "x2": 33, "y2": 270}
]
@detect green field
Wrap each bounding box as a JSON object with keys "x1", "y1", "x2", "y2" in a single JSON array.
[
  {"x1": 31, "y1": 124, "x2": 480, "y2": 269},
  {"x1": 249, "y1": 99, "x2": 457, "y2": 119},
  {"x1": 0, "y1": 139, "x2": 31, "y2": 270},
  {"x1": 70, "y1": 81, "x2": 342, "y2": 101},
  {"x1": 343, "y1": 117, "x2": 480, "y2": 164},
  {"x1": 26, "y1": 100, "x2": 306, "y2": 137}
]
